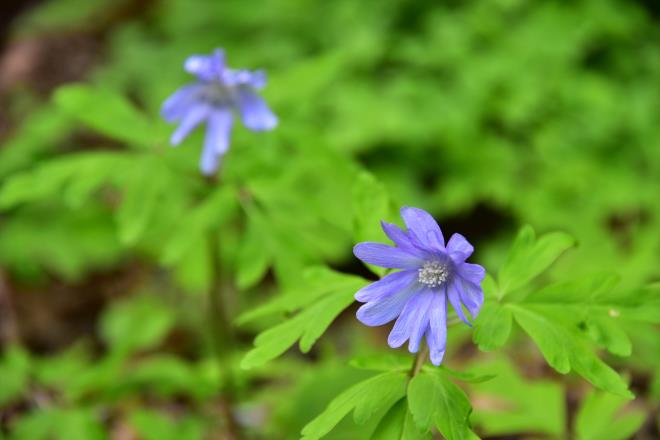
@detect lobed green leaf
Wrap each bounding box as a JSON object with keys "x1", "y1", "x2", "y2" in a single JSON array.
[{"x1": 301, "y1": 371, "x2": 408, "y2": 440}]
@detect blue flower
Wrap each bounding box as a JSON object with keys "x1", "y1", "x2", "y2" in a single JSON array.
[
  {"x1": 161, "y1": 49, "x2": 278, "y2": 175},
  {"x1": 353, "y1": 207, "x2": 485, "y2": 365}
]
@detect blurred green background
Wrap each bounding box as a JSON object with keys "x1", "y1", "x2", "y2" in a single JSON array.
[{"x1": 0, "y1": 0, "x2": 658, "y2": 439}]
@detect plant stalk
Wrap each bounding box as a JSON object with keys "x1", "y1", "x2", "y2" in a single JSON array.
[
  {"x1": 207, "y1": 229, "x2": 242, "y2": 439},
  {"x1": 411, "y1": 345, "x2": 429, "y2": 377}
]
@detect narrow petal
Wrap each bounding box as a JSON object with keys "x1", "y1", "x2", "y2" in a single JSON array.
[
  {"x1": 354, "y1": 243, "x2": 424, "y2": 269},
  {"x1": 446, "y1": 233, "x2": 474, "y2": 262},
  {"x1": 388, "y1": 289, "x2": 433, "y2": 352},
  {"x1": 426, "y1": 293, "x2": 447, "y2": 366},
  {"x1": 355, "y1": 270, "x2": 417, "y2": 302},
  {"x1": 199, "y1": 142, "x2": 220, "y2": 176},
  {"x1": 170, "y1": 104, "x2": 211, "y2": 146},
  {"x1": 459, "y1": 263, "x2": 486, "y2": 284},
  {"x1": 400, "y1": 207, "x2": 445, "y2": 252},
  {"x1": 447, "y1": 281, "x2": 471, "y2": 326},
  {"x1": 380, "y1": 221, "x2": 429, "y2": 259},
  {"x1": 380, "y1": 221, "x2": 411, "y2": 248},
  {"x1": 356, "y1": 284, "x2": 419, "y2": 327},
  {"x1": 205, "y1": 110, "x2": 234, "y2": 155},
  {"x1": 223, "y1": 69, "x2": 267, "y2": 88},
  {"x1": 161, "y1": 84, "x2": 203, "y2": 122},
  {"x1": 458, "y1": 278, "x2": 484, "y2": 319},
  {"x1": 185, "y1": 49, "x2": 225, "y2": 81},
  {"x1": 235, "y1": 87, "x2": 278, "y2": 131}
]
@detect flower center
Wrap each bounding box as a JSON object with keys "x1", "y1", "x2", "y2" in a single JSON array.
[
  {"x1": 418, "y1": 261, "x2": 449, "y2": 287},
  {"x1": 203, "y1": 82, "x2": 234, "y2": 106}
]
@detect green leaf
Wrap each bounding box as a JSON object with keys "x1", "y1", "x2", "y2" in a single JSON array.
[
  {"x1": 0, "y1": 152, "x2": 127, "y2": 209},
  {"x1": 353, "y1": 172, "x2": 392, "y2": 276},
  {"x1": 161, "y1": 186, "x2": 237, "y2": 265},
  {"x1": 407, "y1": 370, "x2": 477, "y2": 440},
  {"x1": 241, "y1": 268, "x2": 366, "y2": 368},
  {"x1": 586, "y1": 316, "x2": 632, "y2": 357},
  {"x1": 472, "y1": 302, "x2": 512, "y2": 351},
  {"x1": 123, "y1": 355, "x2": 209, "y2": 399},
  {"x1": 236, "y1": 206, "x2": 272, "y2": 289},
  {"x1": 524, "y1": 273, "x2": 620, "y2": 306},
  {"x1": 575, "y1": 391, "x2": 645, "y2": 440},
  {"x1": 511, "y1": 304, "x2": 632, "y2": 397},
  {"x1": 349, "y1": 353, "x2": 413, "y2": 372},
  {"x1": 353, "y1": 171, "x2": 391, "y2": 243},
  {"x1": 301, "y1": 371, "x2": 408, "y2": 440},
  {"x1": 240, "y1": 314, "x2": 307, "y2": 370},
  {"x1": 370, "y1": 399, "x2": 432, "y2": 440},
  {"x1": 569, "y1": 339, "x2": 633, "y2": 399},
  {"x1": 499, "y1": 226, "x2": 575, "y2": 294},
  {"x1": 237, "y1": 266, "x2": 361, "y2": 325},
  {"x1": 470, "y1": 357, "x2": 565, "y2": 437},
  {"x1": 130, "y1": 409, "x2": 205, "y2": 440},
  {"x1": 100, "y1": 295, "x2": 175, "y2": 354},
  {"x1": 511, "y1": 305, "x2": 571, "y2": 374},
  {"x1": 437, "y1": 366, "x2": 496, "y2": 384},
  {"x1": 54, "y1": 84, "x2": 156, "y2": 148},
  {"x1": 0, "y1": 346, "x2": 31, "y2": 406},
  {"x1": 10, "y1": 408, "x2": 106, "y2": 440},
  {"x1": 116, "y1": 157, "x2": 168, "y2": 245}
]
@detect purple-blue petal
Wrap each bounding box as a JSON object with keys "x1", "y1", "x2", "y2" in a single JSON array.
[
  {"x1": 161, "y1": 84, "x2": 203, "y2": 122},
  {"x1": 400, "y1": 207, "x2": 445, "y2": 252},
  {"x1": 170, "y1": 104, "x2": 211, "y2": 146},
  {"x1": 236, "y1": 87, "x2": 278, "y2": 131},
  {"x1": 387, "y1": 289, "x2": 433, "y2": 352},
  {"x1": 355, "y1": 270, "x2": 417, "y2": 302},
  {"x1": 426, "y1": 293, "x2": 447, "y2": 366},
  {"x1": 185, "y1": 49, "x2": 225, "y2": 81},
  {"x1": 200, "y1": 142, "x2": 219, "y2": 176},
  {"x1": 353, "y1": 243, "x2": 424, "y2": 269},
  {"x1": 458, "y1": 262, "x2": 486, "y2": 285},
  {"x1": 205, "y1": 110, "x2": 234, "y2": 155},
  {"x1": 458, "y1": 278, "x2": 484, "y2": 319},
  {"x1": 447, "y1": 281, "x2": 471, "y2": 326},
  {"x1": 447, "y1": 233, "x2": 474, "y2": 263},
  {"x1": 223, "y1": 69, "x2": 267, "y2": 88},
  {"x1": 356, "y1": 284, "x2": 419, "y2": 327},
  {"x1": 380, "y1": 221, "x2": 430, "y2": 259},
  {"x1": 198, "y1": 110, "x2": 234, "y2": 175},
  {"x1": 380, "y1": 221, "x2": 411, "y2": 247}
]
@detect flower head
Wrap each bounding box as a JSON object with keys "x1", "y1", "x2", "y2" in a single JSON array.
[
  {"x1": 353, "y1": 207, "x2": 485, "y2": 365},
  {"x1": 161, "y1": 48, "x2": 278, "y2": 175}
]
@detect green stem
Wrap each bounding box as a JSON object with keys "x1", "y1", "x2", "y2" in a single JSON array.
[
  {"x1": 207, "y1": 229, "x2": 242, "y2": 439},
  {"x1": 411, "y1": 345, "x2": 429, "y2": 377}
]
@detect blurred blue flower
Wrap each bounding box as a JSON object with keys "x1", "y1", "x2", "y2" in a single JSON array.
[
  {"x1": 161, "y1": 49, "x2": 278, "y2": 175},
  {"x1": 353, "y1": 207, "x2": 485, "y2": 365}
]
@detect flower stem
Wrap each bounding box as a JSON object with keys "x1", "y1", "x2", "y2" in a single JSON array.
[
  {"x1": 207, "y1": 229, "x2": 242, "y2": 439},
  {"x1": 411, "y1": 345, "x2": 429, "y2": 377}
]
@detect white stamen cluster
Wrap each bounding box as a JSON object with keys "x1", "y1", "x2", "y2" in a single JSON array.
[{"x1": 418, "y1": 261, "x2": 449, "y2": 287}]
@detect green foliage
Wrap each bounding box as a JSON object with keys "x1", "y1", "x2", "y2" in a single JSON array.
[
  {"x1": 370, "y1": 400, "x2": 431, "y2": 440},
  {"x1": 301, "y1": 371, "x2": 408, "y2": 440},
  {"x1": 1, "y1": 0, "x2": 659, "y2": 438},
  {"x1": 469, "y1": 357, "x2": 565, "y2": 437},
  {"x1": 240, "y1": 267, "x2": 367, "y2": 369},
  {"x1": 407, "y1": 370, "x2": 477, "y2": 440},
  {"x1": 498, "y1": 226, "x2": 575, "y2": 294},
  {"x1": 0, "y1": 346, "x2": 30, "y2": 406},
  {"x1": 100, "y1": 294, "x2": 175, "y2": 354},
  {"x1": 474, "y1": 227, "x2": 638, "y2": 397},
  {"x1": 54, "y1": 84, "x2": 159, "y2": 149},
  {"x1": 9, "y1": 408, "x2": 106, "y2": 440},
  {"x1": 575, "y1": 391, "x2": 646, "y2": 440},
  {"x1": 130, "y1": 409, "x2": 206, "y2": 440}
]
